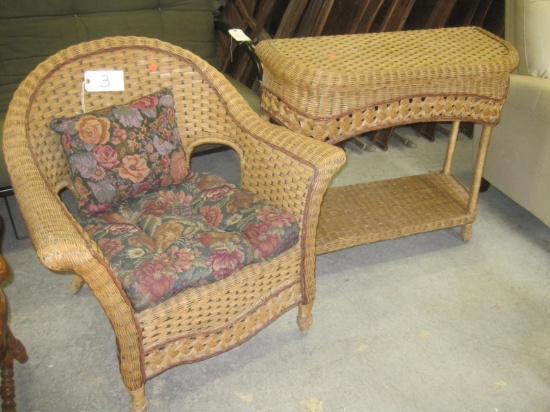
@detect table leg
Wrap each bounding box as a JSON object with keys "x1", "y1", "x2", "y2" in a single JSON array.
[
  {"x1": 468, "y1": 124, "x2": 492, "y2": 212},
  {"x1": 443, "y1": 120, "x2": 460, "y2": 174},
  {"x1": 461, "y1": 124, "x2": 493, "y2": 241}
]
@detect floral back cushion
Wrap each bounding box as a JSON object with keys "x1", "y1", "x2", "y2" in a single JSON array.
[{"x1": 50, "y1": 88, "x2": 189, "y2": 217}]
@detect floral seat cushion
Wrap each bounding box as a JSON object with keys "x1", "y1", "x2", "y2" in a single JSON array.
[{"x1": 81, "y1": 171, "x2": 300, "y2": 312}]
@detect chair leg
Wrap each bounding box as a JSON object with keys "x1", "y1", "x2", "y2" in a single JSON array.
[
  {"x1": 6, "y1": 331, "x2": 27, "y2": 365},
  {"x1": 461, "y1": 223, "x2": 473, "y2": 241},
  {"x1": 1, "y1": 350, "x2": 15, "y2": 412},
  {"x1": 296, "y1": 303, "x2": 313, "y2": 332},
  {"x1": 70, "y1": 275, "x2": 85, "y2": 293},
  {"x1": 0, "y1": 329, "x2": 28, "y2": 411},
  {"x1": 129, "y1": 386, "x2": 148, "y2": 412}
]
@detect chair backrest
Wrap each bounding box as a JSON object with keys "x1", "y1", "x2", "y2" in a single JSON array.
[
  {"x1": 0, "y1": 0, "x2": 218, "y2": 189},
  {"x1": 507, "y1": 0, "x2": 550, "y2": 78},
  {"x1": 6, "y1": 36, "x2": 248, "y2": 195},
  {"x1": 0, "y1": 0, "x2": 217, "y2": 117}
]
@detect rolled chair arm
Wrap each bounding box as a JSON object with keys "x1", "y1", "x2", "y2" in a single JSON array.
[
  {"x1": 223, "y1": 94, "x2": 346, "y2": 305},
  {"x1": 3, "y1": 101, "x2": 145, "y2": 393},
  {"x1": 3, "y1": 148, "x2": 92, "y2": 273},
  {"x1": 237, "y1": 111, "x2": 345, "y2": 228}
]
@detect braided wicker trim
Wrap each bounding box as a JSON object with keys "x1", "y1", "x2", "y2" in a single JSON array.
[
  {"x1": 261, "y1": 88, "x2": 505, "y2": 144},
  {"x1": 138, "y1": 248, "x2": 302, "y2": 345},
  {"x1": 137, "y1": 246, "x2": 303, "y2": 379},
  {"x1": 143, "y1": 282, "x2": 303, "y2": 379}
]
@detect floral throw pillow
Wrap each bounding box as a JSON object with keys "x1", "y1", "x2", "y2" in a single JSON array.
[{"x1": 50, "y1": 88, "x2": 189, "y2": 217}]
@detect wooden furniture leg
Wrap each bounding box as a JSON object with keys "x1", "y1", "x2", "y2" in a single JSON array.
[
  {"x1": 6, "y1": 332, "x2": 27, "y2": 366},
  {"x1": 1, "y1": 330, "x2": 27, "y2": 412},
  {"x1": 0, "y1": 237, "x2": 28, "y2": 412},
  {"x1": 0, "y1": 350, "x2": 15, "y2": 412}
]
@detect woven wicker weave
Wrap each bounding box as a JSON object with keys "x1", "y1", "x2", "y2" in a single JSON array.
[
  {"x1": 3, "y1": 36, "x2": 345, "y2": 411},
  {"x1": 257, "y1": 28, "x2": 518, "y2": 253},
  {"x1": 256, "y1": 27, "x2": 519, "y2": 144},
  {"x1": 316, "y1": 173, "x2": 473, "y2": 254}
]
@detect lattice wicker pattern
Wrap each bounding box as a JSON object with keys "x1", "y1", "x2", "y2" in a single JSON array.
[
  {"x1": 143, "y1": 281, "x2": 303, "y2": 378},
  {"x1": 261, "y1": 91, "x2": 506, "y2": 144},
  {"x1": 3, "y1": 36, "x2": 346, "y2": 411},
  {"x1": 257, "y1": 27, "x2": 519, "y2": 143},
  {"x1": 316, "y1": 173, "x2": 474, "y2": 254}
]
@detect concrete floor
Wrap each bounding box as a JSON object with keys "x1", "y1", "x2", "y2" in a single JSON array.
[{"x1": 1, "y1": 126, "x2": 549, "y2": 411}]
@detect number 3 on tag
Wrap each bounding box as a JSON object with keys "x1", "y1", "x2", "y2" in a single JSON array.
[{"x1": 84, "y1": 70, "x2": 125, "y2": 92}]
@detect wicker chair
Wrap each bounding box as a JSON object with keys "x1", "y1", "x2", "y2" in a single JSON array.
[{"x1": 3, "y1": 36, "x2": 345, "y2": 411}]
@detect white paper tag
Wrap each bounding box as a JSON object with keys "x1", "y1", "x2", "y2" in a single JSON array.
[
  {"x1": 84, "y1": 70, "x2": 125, "y2": 92},
  {"x1": 228, "y1": 29, "x2": 251, "y2": 42}
]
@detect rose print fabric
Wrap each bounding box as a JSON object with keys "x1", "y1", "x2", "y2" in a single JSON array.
[
  {"x1": 80, "y1": 172, "x2": 300, "y2": 312},
  {"x1": 51, "y1": 89, "x2": 299, "y2": 312},
  {"x1": 50, "y1": 88, "x2": 189, "y2": 217},
  {"x1": 187, "y1": 173, "x2": 300, "y2": 262}
]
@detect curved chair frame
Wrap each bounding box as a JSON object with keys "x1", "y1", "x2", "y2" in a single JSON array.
[{"x1": 3, "y1": 37, "x2": 345, "y2": 410}]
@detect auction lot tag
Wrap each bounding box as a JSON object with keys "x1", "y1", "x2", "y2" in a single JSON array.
[
  {"x1": 228, "y1": 29, "x2": 251, "y2": 42},
  {"x1": 84, "y1": 70, "x2": 125, "y2": 92}
]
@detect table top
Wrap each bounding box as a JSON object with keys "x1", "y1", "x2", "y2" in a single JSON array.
[{"x1": 256, "y1": 27, "x2": 518, "y2": 91}]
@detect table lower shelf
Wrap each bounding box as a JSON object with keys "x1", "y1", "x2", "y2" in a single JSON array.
[{"x1": 316, "y1": 172, "x2": 476, "y2": 255}]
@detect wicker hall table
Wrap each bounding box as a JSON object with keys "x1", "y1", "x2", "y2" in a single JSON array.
[{"x1": 256, "y1": 27, "x2": 519, "y2": 254}]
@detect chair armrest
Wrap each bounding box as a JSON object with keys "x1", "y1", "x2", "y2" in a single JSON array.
[
  {"x1": 3, "y1": 114, "x2": 95, "y2": 273},
  {"x1": 229, "y1": 105, "x2": 345, "y2": 305},
  {"x1": 194, "y1": 65, "x2": 346, "y2": 225},
  {"x1": 4, "y1": 114, "x2": 144, "y2": 380},
  {"x1": 12, "y1": 185, "x2": 92, "y2": 273},
  {"x1": 186, "y1": 52, "x2": 346, "y2": 225},
  {"x1": 473, "y1": 73, "x2": 550, "y2": 228},
  {"x1": 505, "y1": 74, "x2": 550, "y2": 124},
  {"x1": 237, "y1": 111, "x2": 345, "y2": 225},
  {"x1": 214, "y1": 18, "x2": 263, "y2": 80}
]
